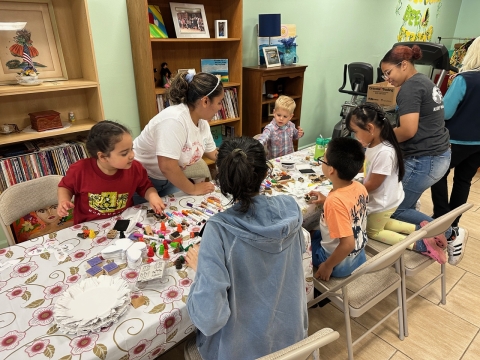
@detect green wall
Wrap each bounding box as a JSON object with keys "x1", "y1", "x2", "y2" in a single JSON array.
[
  {"x1": 454, "y1": 0, "x2": 480, "y2": 38},
  {"x1": 243, "y1": 0, "x2": 463, "y2": 147}
]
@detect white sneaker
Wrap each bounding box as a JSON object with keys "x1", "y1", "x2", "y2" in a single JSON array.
[{"x1": 447, "y1": 227, "x2": 468, "y2": 266}]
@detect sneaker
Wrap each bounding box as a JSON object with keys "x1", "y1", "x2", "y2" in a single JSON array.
[
  {"x1": 421, "y1": 237, "x2": 447, "y2": 264},
  {"x1": 447, "y1": 227, "x2": 468, "y2": 266},
  {"x1": 420, "y1": 221, "x2": 448, "y2": 249}
]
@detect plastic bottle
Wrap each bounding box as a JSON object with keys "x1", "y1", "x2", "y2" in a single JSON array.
[{"x1": 314, "y1": 137, "x2": 326, "y2": 161}]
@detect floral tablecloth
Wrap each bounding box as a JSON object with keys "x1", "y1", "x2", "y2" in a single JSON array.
[{"x1": 0, "y1": 170, "x2": 318, "y2": 360}]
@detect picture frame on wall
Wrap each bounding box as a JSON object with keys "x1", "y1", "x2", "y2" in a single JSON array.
[
  {"x1": 215, "y1": 20, "x2": 228, "y2": 38},
  {"x1": 262, "y1": 46, "x2": 281, "y2": 68},
  {"x1": 0, "y1": 0, "x2": 68, "y2": 84},
  {"x1": 170, "y1": 2, "x2": 210, "y2": 38}
]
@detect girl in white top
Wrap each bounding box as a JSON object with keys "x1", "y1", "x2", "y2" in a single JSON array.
[
  {"x1": 346, "y1": 103, "x2": 448, "y2": 264},
  {"x1": 133, "y1": 71, "x2": 223, "y2": 199}
]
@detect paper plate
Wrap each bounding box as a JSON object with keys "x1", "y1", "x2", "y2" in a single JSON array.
[{"x1": 54, "y1": 275, "x2": 130, "y2": 334}]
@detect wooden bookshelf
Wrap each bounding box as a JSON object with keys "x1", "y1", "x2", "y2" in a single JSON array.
[
  {"x1": 0, "y1": 0, "x2": 104, "y2": 147},
  {"x1": 126, "y1": 0, "x2": 242, "y2": 136},
  {"x1": 243, "y1": 65, "x2": 307, "y2": 151}
]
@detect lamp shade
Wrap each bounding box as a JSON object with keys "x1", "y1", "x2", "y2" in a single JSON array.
[{"x1": 258, "y1": 14, "x2": 281, "y2": 37}]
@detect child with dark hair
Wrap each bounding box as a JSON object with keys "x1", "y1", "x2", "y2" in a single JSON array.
[
  {"x1": 307, "y1": 137, "x2": 368, "y2": 281},
  {"x1": 57, "y1": 120, "x2": 165, "y2": 224},
  {"x1": 346, "y1": 103, "x2": 447, "y2": 264},
  {"x1": 186, "y1": 136, "x2": 307, "y2": 360}
]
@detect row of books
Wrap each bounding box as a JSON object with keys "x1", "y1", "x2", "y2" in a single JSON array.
[
  {"x1": 210, "y1": 125, "x2": 236, "y2": 148},
  {"x1": 212, "y1": 88, "x2": 239, "y2": 121},
  {"x1": 0, "y1": 140, "x2": 88, "y2": 193},
  {"x1": 156, "y1": 94, "x2": 171, "y2": 112}
]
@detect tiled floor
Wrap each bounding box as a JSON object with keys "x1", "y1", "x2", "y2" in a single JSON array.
[{"x1": 159, "y1": 171, "x2": 480, "y2": 360}]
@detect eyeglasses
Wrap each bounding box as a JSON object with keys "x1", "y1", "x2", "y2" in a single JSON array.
[
  {"x1": 318, "y1": 158, "x2": 330, "y2": 166},
  {"x1": 381, "y1": 61, "x2": 403, "y2": 80}
]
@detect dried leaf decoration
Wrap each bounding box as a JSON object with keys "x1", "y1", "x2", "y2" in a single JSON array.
[
  {"x1": 118, "y1": 355, "x2": 129, "y2": 360},
  {"x1": 70, "y1": 267, "x2": 79, "y2": 275},
  {"x1": 177, "y1": 270, "x2": 187, "y2": 279},
  {"x1": 148, "y1": 303, "x2": 166, "y2": 314},
  {"x1": 44, "y1": 344, "x2": 55, "y2": 358},
  {"x1": 166, "y1": 328, "x2": 178, "y2": 342},
  {"x1": 59, "y1": 355, "x2": 72, "y2": 360},
  {"x1": 47, "y1": 324, "x2": 59, "y2": 335},
  {"x1": 25, "y1": 274, "x2": 38, "y2": 284},
  {"x1": 93, "y1": 343, "x2": 107, "y2": 360},
  {"x1": 25, "y1": 298, "x2": 45, "y2": 308},
  {"x1": 58, "y1": 256, "x2": 71, "y2": 265},
  {"x1": 21, "y1": 290, "x2": 31, "y2": 301},
  {"x1": 40, "y1": 252, "x2": 50, "y2": 260}
]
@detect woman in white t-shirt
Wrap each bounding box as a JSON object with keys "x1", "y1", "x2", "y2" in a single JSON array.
[
  {"x1": 346, "y1": 103, "x2": 448, "y2": 264},
  {"x1": 133, "y1": 71, "x2": 223, "y2": 200}
]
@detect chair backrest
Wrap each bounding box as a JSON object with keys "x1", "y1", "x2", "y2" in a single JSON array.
[
  {"x1": 183, "y1": 159, "x2": 211, "y2": 180},
  {"x1": 256, "y1": 328, "x2": 340, "y2": 360},
  {"x1": 421, "y1": 203, "x2": 473, "y2": 239},
  {"x1": 0, "y1": 175, "x2": 63, "y2": 245}
]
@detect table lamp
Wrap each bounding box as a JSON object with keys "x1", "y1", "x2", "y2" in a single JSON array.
[{"x1": 258, "y1": 14, "x2": 281, "y2": 45}]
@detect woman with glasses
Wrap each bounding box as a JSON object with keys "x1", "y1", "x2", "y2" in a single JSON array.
[
  {"x1": 379, "y1": 45, "x2": 466, "y2": 265},
  {"x1": 430, "y1": 37, "x2": 480, "y2": 264}
]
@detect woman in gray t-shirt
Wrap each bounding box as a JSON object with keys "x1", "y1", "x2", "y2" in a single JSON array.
[{"x1": 379, "y1": 45, "x2": 458, "y2": 253}]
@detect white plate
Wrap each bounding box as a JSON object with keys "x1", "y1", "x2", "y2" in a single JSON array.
[
  {"x1": 54, "y1": 275, "x2": 131, "y2": 334},
  {"x1": 22, "y1": 121, "x2": 71, "y2": 134}
]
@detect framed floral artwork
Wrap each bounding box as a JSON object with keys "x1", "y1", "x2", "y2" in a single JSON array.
[{"x1": 0, "y1": 0, "x2": 68, "y2": 84}]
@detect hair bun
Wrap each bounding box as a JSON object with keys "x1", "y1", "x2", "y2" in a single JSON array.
[{"x1": 411, "y1": 45, "x2": 423, "y2": 61}]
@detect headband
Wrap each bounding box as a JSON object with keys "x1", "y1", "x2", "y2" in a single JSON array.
[{"x1": 205, "y1": 76, "x2": 221, "y2": 97}]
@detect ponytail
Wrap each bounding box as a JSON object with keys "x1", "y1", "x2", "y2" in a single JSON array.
[{"x1": 216, "y1": 137, "x2": 269, "y2": 213}]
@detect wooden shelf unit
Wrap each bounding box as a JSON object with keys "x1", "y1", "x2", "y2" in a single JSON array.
[
  {"x1": 0, "y1": 0, "x2": 104, "y2": 146},
  {"x1": 126, "y1": 0, "x2": 243, "y2": 137},
  {"x1": 243, "y1": 65, "x2": 307, "y2": 150}
]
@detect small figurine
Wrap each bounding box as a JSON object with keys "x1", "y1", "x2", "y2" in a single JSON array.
[
  {"x1": 89, "y1": 229, "x2": 96, "y2": 239},
  {"x1": 160, "y1": 62, "x2": 172, "y2": 88},
  {"x1": 160, "y1": 222, "x2": 166, "y2": 232},
  {"x1": 147, "y1": 246, "x2": 154, "y2": 257},
  {"x1": 68, "y1": 111, "x2": 76, "y2": 123},
  {"x1": 159, "y1": 244, "x2": 165, "y2": 255},
  {"x1": 176, "y1": 224, "x2": 183, "y2": 233}
]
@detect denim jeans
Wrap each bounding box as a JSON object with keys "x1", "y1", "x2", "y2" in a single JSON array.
[
  {"x1": 391, "y1": 149, "x2": 452, "y2": 238},
  {"x1": 311, "y1": 230, "x2": 366, "y2": 278},
  {"x1": 133, "y1": 177, "x2": 180, "y2": 205}
]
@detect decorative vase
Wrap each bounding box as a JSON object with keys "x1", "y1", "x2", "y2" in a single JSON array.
[{"x1": 283, "y1": 49, "x2": 295, "y2": 66}]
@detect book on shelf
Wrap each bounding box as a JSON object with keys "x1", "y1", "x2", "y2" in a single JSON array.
[
  {"x1": 156, "y1": 94, "x2": 170, "y2": 113},
  {"x1": 0, "y1": 141, "x2": 37, "y2": 158},
  {"x1": 148, "y1": 5, "x2": 168, "y2": 38},
  {"x1": 211, "y1": 88, "x2": 239, "y2": 121},
  {"x1": 0, "y1": 139, "x2": 89, "y2": 193},
  {"x1": 210, "y1": 125, "x2": 223, "y2": 148},
  {"x1": 201, "y1": 59, "x2": 229, "y2": 82}
]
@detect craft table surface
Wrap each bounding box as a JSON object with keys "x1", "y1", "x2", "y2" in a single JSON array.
[{"x1": 0, "y1": 146, "x2": 326, "y2": 360}]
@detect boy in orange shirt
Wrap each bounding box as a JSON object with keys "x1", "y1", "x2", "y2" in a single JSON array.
[{"x1": 308, "y1": 137, "x2": 368, "y2": 281}]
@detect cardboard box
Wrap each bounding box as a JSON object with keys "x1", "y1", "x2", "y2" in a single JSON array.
[{"x1": 366, "y1": 82, "x2": 400, "y2": 107}]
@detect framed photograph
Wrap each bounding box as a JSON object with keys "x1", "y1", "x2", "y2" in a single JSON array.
[
  {"x1": 215, "y1": 20, "x2": 227, "y2": 38},
  {"x1": 0, "y1": 0, "x2": 68, "y2": 84},
  {"x1": 177, "y1": 68, "x2": 195, "y2": 74},
  {"x1": 170, "y1": 2, "x2": 210, "y2": 39},
  {"x1": 262, "y1": 46, "x2": 281, "y2": 68}
]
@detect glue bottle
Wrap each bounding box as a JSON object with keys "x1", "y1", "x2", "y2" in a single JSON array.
[{"x1": 314, "y1": 137, "x2": 326, "y2": 161}]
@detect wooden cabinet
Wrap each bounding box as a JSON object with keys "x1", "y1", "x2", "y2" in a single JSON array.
[
  {"x1": 242, "y1": 65, "x2": 307, "y2": 150},
  {"x1": 126, "y1": 0, "x2": 243, "y2": 164},
  {"x1": 0, "y1": 0, "x2": 104, "y2": 146}
]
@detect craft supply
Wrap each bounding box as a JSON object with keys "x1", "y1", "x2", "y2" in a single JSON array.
[
  {"x1": 175, "y1": 258, "x2": 183, "y2": 269},
  {"x1": 160, "y1": 222, "x2": 166, "y2": 232},
  {"x1": 103, "y1": 262, "x2": 120, "y2": 275},
  {"x1": 147, "y1": 246, "x2": 154, "y2": 257},
  {"x1": 86, "y1": 265, "x2": 103, "y2": 278},
  {"x1": 144, "y1": 225, "x2": 154, "y2": 236},
  {"x1": 137, "y1": 261, "x2": 167, "y2": 282},
  {"x1": 131, "y1": 296, "x2": 146, "y2": 308},
  {"x1": 159, "y1": 244, "x2": 165, "y2": 255},
  {"x1": 107, "y1": 229, "x2": 118, "y2": 239},
  {"x1": 176, "y1": 224, "x2": 183, "y2": 233},
  {"x1": 89, "y1": 229, "x2": 96, "y2": 239},
  {"x1": 54, "y1": 276, "x2": 130, "y2": 335},
  {"x1": 87, "y1": 256, "x2": 103, "y2": 267}
]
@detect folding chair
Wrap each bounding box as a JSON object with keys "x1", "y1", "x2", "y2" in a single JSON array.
[
  {"x1": 366, "y1": 203, "x2": 473, "y2": 336},
  {"x1": 308, "y1": 229, "x2": 427, "y2": 360},
  {"x1": 0, "y1": 175, "x2": 63, "y2": 246},
  {"x1": 184, "y1": 328, "x2": 340, "y2": 360}
]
